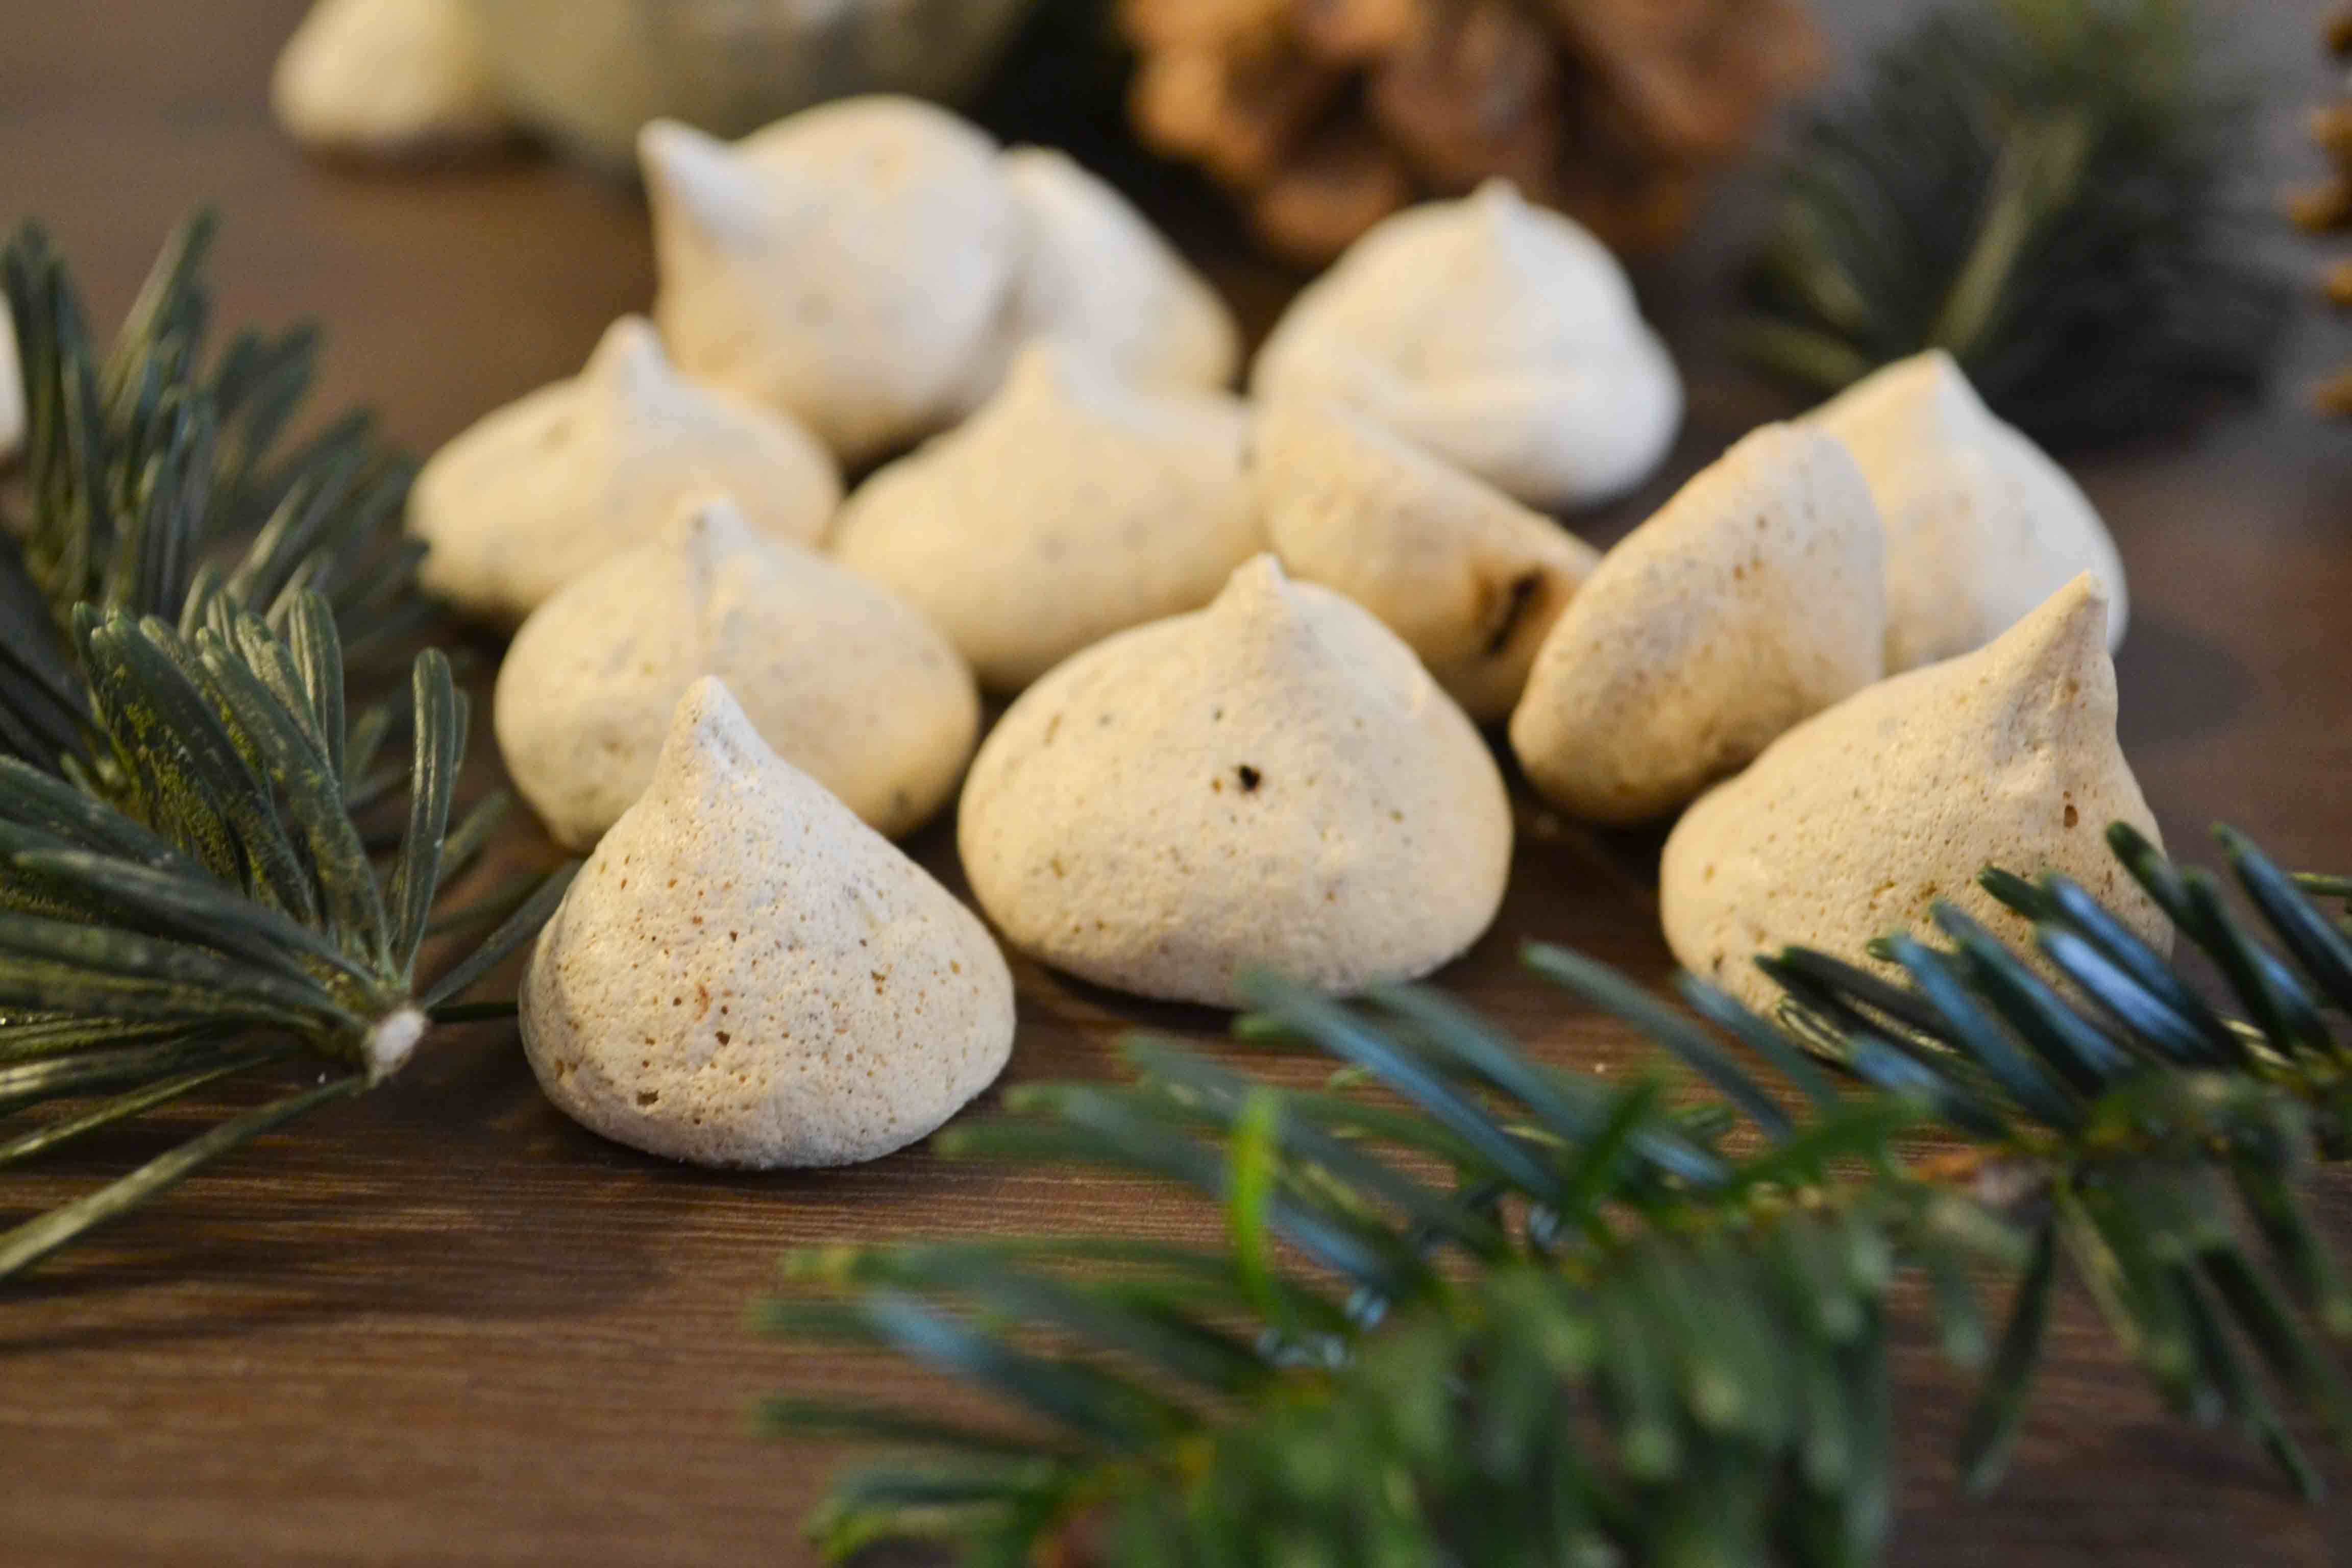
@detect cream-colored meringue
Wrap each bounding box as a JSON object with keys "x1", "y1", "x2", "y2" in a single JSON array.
[
  {"x1": 496, "y1": 498, "x2": 977, "y2": 849},
  {"x1": 271, "y1": 0, "x2": 508, "y2": 154},
  {"x1": 641, "y1": 97, "x2": 1018, "y2": 467},
  {"x1": 1509, "y1": 425, "x2": 1885, "y2": 824},
  {"x1": 521, "y1": 677, "x2": 1015, "y2": 1169},
  {"x1": 988, "y1": 146, "x2": 1239, "y2": 393},
  {"x1": 0, "y1": 308, "x2": 20, "y2": 461},
  {"x1": 1805, "y1": 350, "x2": 2127, "y2": 672},
  {"x1": 959, "y1": 555, "x2": 1512, "y2": 1007},
  {"x1": 408, "y1": 316, "x2": 839, "y2": 624},
  {"x1": 1660, "y1": 574, "x2": 2165, "y2": 1012},
  {"x1": 832, "y1": 344, "x2": 1261, "y2": 692},
  {"x1": 1251, "y1": 180, "x2": 1682, "y2": 509},
  {"x1": 1254, "y1": 398, "x2": 1599, "y2": 723}
]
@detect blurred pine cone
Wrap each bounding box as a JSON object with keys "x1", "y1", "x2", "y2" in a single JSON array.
[
  {"x1": 1119, "y1": 0, "x2": 1821, "y2": 262},
  {"x1": 2292, "y1": 6, "x2": 2352, "y2": 412}
]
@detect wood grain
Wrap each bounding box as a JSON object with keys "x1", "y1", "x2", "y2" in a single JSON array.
[{"x1": 4, "y1": 1, "x2": 2352, "y2": 1563}]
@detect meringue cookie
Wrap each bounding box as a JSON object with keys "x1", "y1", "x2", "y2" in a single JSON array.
[
  {"x1": 408, "y1": 316, "x2": 839, "y2": 624},
  {"x1": 989, "y1": 146, "x2": 1239, "y2": 393},
  {"x1": 1805, "y1": 351, "x2": 2127, "y2": 672},
  {"x1": 521, "y1": 677, "x2": 1015, "y2": 1169},
  {"x1": 1509, "y1": 425, "x2": 1885, "y2": 824},
  {"x1": 1254, "y1": 398, "x2": 1599, "y2": 723},
  {"x1": 1660, "y1": 574, "x2": 2165, "y2": 1013},
  {"x1": 642, "y1": 97, "x2": 1019, "y2": 467},
  {"x1": 0, "y1": 307, "x2": 20, "y2": 461},
  {"x1": 959, "y1": 555, "x2": 1512, "y2": 1007},
  {"x1": 271, "y1": 0, "x2": 508, "y2": 155},
  {"x1": 496, "y1": 498, "x2": 977, "y2": 848},
  {"x1": 833, "y1": 344, "x2": 1262, "y2": 692},
  {"x1": 1251, "y1": 180, "x2": 1682, "y2": 509}
]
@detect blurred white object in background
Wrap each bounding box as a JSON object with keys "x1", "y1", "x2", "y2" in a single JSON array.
[
  {"x1": 1254, "y1": 180, "x2": 1683, "y2": 512},
  {"x1": 1805, "y1": 350, "x2": 2128, "y2": 673},
  {"x1": 464, "y1": 0, "x2": 1037, "y2": 167},
  {"x1": 641, "y1": 99, "x2": 1020, "y2": 468},
  {"x1": 984, "y1": 146, "x2": 1239, "y2": 398},
  {"x1": 272, "y1": 0, "x2": 509, "y2": 155}
]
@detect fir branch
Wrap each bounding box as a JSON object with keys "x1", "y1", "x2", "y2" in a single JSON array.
[
  {"x1": 1741, "y1": 0, "x2": 2288, "y2": 445},
  {"x1": 0, "y1": 217, "x2": 549, "y2": 1274},
  {"x1": 0, "y1": 597, "x2": 568, "y2": 1280},
  {"x1": 764, "y1": 825, "x2": 2352, "y2": 1565},
  {"x1": 0, "y1": 214, "x2": 423, "y2": 775}
]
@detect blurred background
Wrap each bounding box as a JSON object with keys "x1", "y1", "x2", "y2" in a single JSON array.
[{"x1": 1, "y1": 0, "x2": 2337, "y2": 474}]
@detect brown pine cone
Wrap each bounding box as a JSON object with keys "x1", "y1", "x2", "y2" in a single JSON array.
[
  {"x1": 2294, "y1": 7, "x2": 2352, "y2": 411},
  {"x1": 1119, "y1": 0, "x2": 1818, "y2": 262}
]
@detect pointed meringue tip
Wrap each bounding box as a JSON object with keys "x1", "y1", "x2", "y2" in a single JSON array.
[
  {"x1": 1863, "y1": 348, "x2": 1988, "y2": 426},
  {"x1": 639, "y1": 118, "x2": 764, "y2": 236},
  {"x1": 657, "y1": 674, "x2": 772, "y2": 784},
  {"x1": 1211, "y1": 553, "x2": 1298, "y2": 623},
  {"x1": 1896, "y1": 347, "x2": 1974, "y2": 398},
  {"x1": 2041, "y1": 570, "x2": 2110, "y2": 626},
  {"x1": 667, "y1": 493, "x2": 760, "y2": 558},
  {"x1": 1469, "y1": 177, "x2": 1527, "y2": 213},
  {"x1": 1988, "y1": 572, "x2": 2111, "y2": 682},
  {"x1": 674, "y1": 671, "x2": 743, "y2": 728},
  {"x1": 638, "y1": 117, "x2": 708, "y2": 178},
  {"x1": 584, "y1": 315, "x2": 671, "y2": 399}
]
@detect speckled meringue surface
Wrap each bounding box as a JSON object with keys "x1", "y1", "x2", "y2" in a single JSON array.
[
  {"x1": 521, "y1": 677, "x2": 1015, "y2": 1169},
  {"x1": 1251, "y1": 180, "x2": 1682, "y2": 509},
  {"x1": 408, "y1": 316, "x2": 839, "y2": 624},
  {"x1": 959, "y1": 555, "x2": 1512, "y2": 1008},
  {"x1": 1509, "y1": 425, "x2": 1885, "y2": 824},
  {"x1": 641, "y1": 96, "x2": 1018, "y2": 468},
  {"x1": 1805, "y1": 350, "x2": 2127, "y2": 672},
  {"x1": 495, "y1": 498, "x2": 977, "y2": 849},
  {"x1": 0, "y1": 307, "x2": 20, "y2": 461},
  {"x1": 271, "y1": 0, "x2": 508, "y2": 154},
  {"x1": 1254, "y1": 397, "x2": 1599, "y2": 723},
  {"x1": 986, "y1": 146, "x2": 1239, "y2": 395},
  {"x1": 1660, "y1": 575, "x2": 2165, "y2": 1012},
  {"x1": 832, "y1": 344, "x2": 1261, "y2": 693}
]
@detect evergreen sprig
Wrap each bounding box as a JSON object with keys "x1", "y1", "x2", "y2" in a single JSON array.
[
  {"x1": 0, "y1": 216, "x2": 570, "y2": 1280},
  {"x1": 762, "y1": 824, "x2": 2352, "y2": 1565},
  {"x1": 1, "y1": 213, "x2": 428, "y2": 774},
  {"x1": 1741, "y1": 0, "x2": 2287, "y2": 445},
  {"x1": 0, "y1": 595, "x2": 573, "y2": 1279}
]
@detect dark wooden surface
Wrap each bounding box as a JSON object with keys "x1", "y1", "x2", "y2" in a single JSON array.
[{"x1": 6, "y1": 2, "x2": 2352, "y2": 1563}]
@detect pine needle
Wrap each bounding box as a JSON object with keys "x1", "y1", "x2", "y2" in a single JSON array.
[
  {"x1": 1742, "y1": 0, "x2": 2287, "y2": 444},
  {"x1": 765, "y1": 825, "x2": 2352, "y2": 1564},
  {"x1": 0, "y1": 218, "x2": 576, "y2": 1282}
]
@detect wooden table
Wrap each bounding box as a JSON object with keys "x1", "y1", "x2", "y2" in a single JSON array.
[{"x1": 5, "y1": 2, "x2": 2351, "y2": 1563}]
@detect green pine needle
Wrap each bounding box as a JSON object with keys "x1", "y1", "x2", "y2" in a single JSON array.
[
  {"x1": 0, "y1": 599, "x2": 570, "y2": 1278},
  {"x1": 0, "y1": 217, "x2": 572, "y2": 1281},
  {"x1": 764, "y1": 827, "x2": 2352, "y2": 1565},
  {"x1": 1, "y1": 213, "x2": 423, "y2": 776},
  {"x1": 1741, "y1": 0, "x2": 2288, "y2": 444}
]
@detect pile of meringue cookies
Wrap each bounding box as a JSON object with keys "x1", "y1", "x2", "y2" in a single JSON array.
[{"x1": 414, "y1": 95, "x2": 2164, "y2": 1173}]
